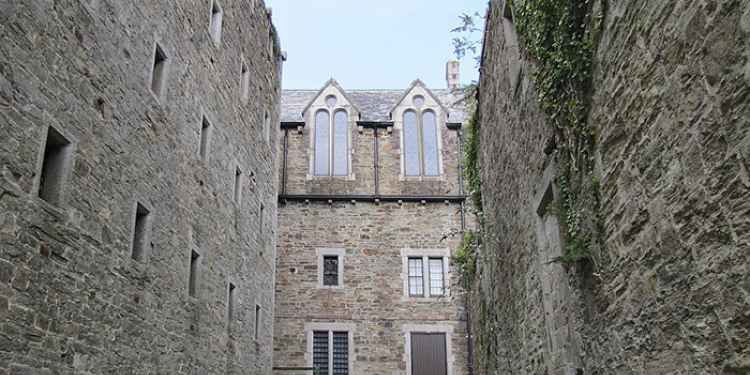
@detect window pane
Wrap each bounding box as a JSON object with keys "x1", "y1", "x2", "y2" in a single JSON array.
[
  {"x1": 313, "y1": 331, "x2": 329, "y2": 374},
  {"x1": 429, "y1": 258, "x2": 444, "y2": 296},
  {"x1": 332, "y1": 331, "x2": 349, "y2": 375},
  {"x1": 403, "y1": 110, "x2": 420, "y2": 176},
  {"x1": 314, "y1": 110, "x2": 330, "y2": 176},
  {"x1": 408, "y1": 258, "x2": 424, "y2": 296},
  {"x1": 422, "y1": 111, "x2": 439, "y2": 176},
  {"x1": 333, "y1": 111, "x2": 348, "y2": 176},
  {"x1": 323, "y1": 255, "x2": 339, "y2": 286}
]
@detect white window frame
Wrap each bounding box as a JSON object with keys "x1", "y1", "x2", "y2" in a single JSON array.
[
  {"x1": 305, "y1": 322, "x2": 355, "y2": 375},
  {"x1": 400, "y1": 248, "x2": 450, "y2": 300},
  {"x1": 402, "y1": 324, "x2": 455, "y2": 375},
  {"x1": 403, "y1": 109, "x2": 441, "y2": 177},
  {"x1": 317, "y1": 248, "x2": 345, "y2": 288}
]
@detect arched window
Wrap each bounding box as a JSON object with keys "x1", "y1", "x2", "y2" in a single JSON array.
[
  {"x1": 403, "y1": 110, "x2": 420, "y2": 176},
  {"x1": 314, "y1": 110, "x2": 330, "y2": 176},
  {"x1": 333, "y1": 110, "x2": 348, "y2": 176},
  {"x1": 403, "y1": 108, "x2": 441, "y2": 176},
  {"x1": 422, "y1": 110, "x2": 439, "y2": 176},
  {"x1": 313, "y1": 98, "x2": 349, "y2": 177}
]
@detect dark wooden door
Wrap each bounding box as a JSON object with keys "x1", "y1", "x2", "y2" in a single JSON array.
[{"x1": 411, "y1": 333, "x2": 447, "y2": 375}]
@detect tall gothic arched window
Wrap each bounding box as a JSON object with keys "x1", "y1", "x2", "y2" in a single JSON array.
[
  {"x1": 403, "y1": 105, "x2": 440, "y2": 177},
  {"x1": 314, "y1": 95, "x2": 349, "y2": 176}
]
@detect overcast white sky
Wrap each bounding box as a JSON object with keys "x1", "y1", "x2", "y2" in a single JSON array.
[{"x1": 265, "y1": 0, "x2": 487, "y2": 90}]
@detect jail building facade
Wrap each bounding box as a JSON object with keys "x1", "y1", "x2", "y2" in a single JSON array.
[
  {"x1": 0, "y1": 1, "x2": 282, "y2": 373},
  {"x1": 273, "y1": 66, "x2": 470, "y2": 375}
]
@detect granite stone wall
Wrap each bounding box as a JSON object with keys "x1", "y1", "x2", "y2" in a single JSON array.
[
  {"x1": 473, "y1": 0, "x2": 750, "y2": 374},
  {"x1": 0, "y1": 1, "x2": 281, "y2": 373},
  {"x1": 274, "y1": 83, "x2": 470, "y2": 374},
  {"x1": 273, "y1": 201, "x2": 468, "y2": 375}
]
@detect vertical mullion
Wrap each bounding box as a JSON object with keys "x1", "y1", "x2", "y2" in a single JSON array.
[
  {"x1": 423, "y1": 256, "x2": 429, "y2": 297},
  {"x1": 328, "y1": 330, "x2": 334, "y2": 375}
]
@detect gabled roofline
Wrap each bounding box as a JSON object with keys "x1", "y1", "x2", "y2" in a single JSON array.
[
  {"x1": 387, "y1": 79, "x2": 449, "y2": 118},
  {"x1": 300, "y1": 78, "x2": 360, "y2": 117}
]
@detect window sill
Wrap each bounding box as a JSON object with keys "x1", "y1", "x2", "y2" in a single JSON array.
[
  {"x1": 306, "y1": 173, "x2": 356, "y2": 181},
  {"x1": 317, "y1": 285, "x2": 345, "y2": 290},
  {"x1": 399, "y1": 174, "x2": 445, "y2": 182},
  {"x1": 402, "y1": 295, "x2": 450, "y2": 302}
]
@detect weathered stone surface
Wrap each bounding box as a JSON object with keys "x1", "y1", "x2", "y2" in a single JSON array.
[
  {"x1": 274, "y1": 82, "x2": 471, "y2": 374},
  {"x1": 473, "y1": 0, "x2": 750, "y2": 374},
  {"x1": 0, "y1": 1, "x2": 281, "y2": 373}
]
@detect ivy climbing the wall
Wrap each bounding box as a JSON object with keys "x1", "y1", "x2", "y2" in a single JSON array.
[{"x1": 512, "y1": 0, "x2": 605, "y2": 265}]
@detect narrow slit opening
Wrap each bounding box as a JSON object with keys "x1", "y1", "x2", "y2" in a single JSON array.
[
  {"x1": 151, "y1": 43, "x2": 168, "y2": 98},
  {"x1": 38, "y1": 126, "x2": 72, "y2": 205},
  {"x1": 131, "y1": 202, "x2": 151, "y2": 261},
  {"x1": 200, "y1": 116, "x2": 211, "y2": 160},
  {"x1": 189, "y1": 250, "x2": 199, "y2": 297}
]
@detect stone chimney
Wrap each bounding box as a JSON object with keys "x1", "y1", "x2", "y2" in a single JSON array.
[{"x1": 445, "y1": 60, "x2": 460, "y2": 90}]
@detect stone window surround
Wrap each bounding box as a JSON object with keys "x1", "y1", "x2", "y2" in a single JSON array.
[
  {"x1": 305, "y1": 85, "x2": 356, "y2": 181},
  {"x1": 148, "y1": 40, "x2": 170, "y2": 103},
  {"x1": 128, "y1": 199, "x2": 154, "y2": 262},
  {"x1": 209, "y1": 0, "x2": 223, "y2": 46},
  {"x1": 304, "y1": 322, "x2": 355, "y2": 374},
  {"x1": 33, "y1": 124, "x2": 77, "y2": 209},
  {"x1": 402, "y1": 323, "x2": 455, "y2": 375},
  {"x1": 392, "y1": 87, "x2": 446, "y2": 181},
  {"x1": 316, "y1": 248, "x2": 345, "y2": 289},
  {"x1": 400, "y1": 248, "x2": 450, "y2": 301}
]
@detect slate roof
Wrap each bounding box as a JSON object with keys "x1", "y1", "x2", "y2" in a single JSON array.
[{"x1": 281, "y1": 87, "x2": 467, "y2": 123}]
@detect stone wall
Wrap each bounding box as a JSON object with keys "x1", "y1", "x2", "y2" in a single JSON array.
[
  {"x1": 473, "y1": 0, "x2": 750, "y2": 374},
  {"x1": 274, "y1": 83, "x2": 470, "y2": 374},
  {"x1": 273, "y1": 201, "x2": 468, "y2": 375},
  {"x1": 0, "y1": 1, "x2": 281, "y2": 373}
]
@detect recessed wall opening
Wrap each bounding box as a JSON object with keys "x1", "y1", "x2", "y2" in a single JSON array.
[
  {"x1": 131, "y1": 202, "x2": 151, "y2": 261},
  {"x1": 240, "y1": 61, "x2": 250, "y2": 102},
  {"x1": 209, "y1": 0, "x2": 223, "y2": 45},
  {"x1": 254, "y1": 304, "x2": 261, "y2": 341},
  {"x1": 150, "y1": 43, "x2": 168, "y2": 98},
  {"x1": 199, "y1": 115, "x2": 212, "y2": 160},
  {"x1": 37, "y1": 126, "x2": 73, "y2": 206},
  {"x1": 259, "y1": 203, "x2": 265, "y2": 233},
  {"x1": 227, "y1": 282, "x2": 236, "y2": 326},
  {"x1": 264, "y1": 111, "x2": 271, "y2": 144},
  {"x1": 189, "y1": 250, "x2": 199, "y2": 297},
  {"x1": 502, "y1": 1, "x2": 521, "y2": 92},
  {"x1": 234, "y1": 167, "x2": 243, "y2": 203}
]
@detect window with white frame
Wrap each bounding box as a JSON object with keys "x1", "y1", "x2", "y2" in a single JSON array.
[
  {"x1": 313, "y1": 330, "x2": 349, "y2": 375},
  {"x1": 408, "y1": 256, "x2": 445, "y2": 297},
  {"x1": 314, "y1": 95, "x2": 348, "y2": 176},
  {"x1": 403, "y1": 95, "x2": 440, "y2": 176}
]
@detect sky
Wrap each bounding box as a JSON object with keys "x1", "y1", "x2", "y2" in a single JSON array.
[{"x1": 265, "y1": 0, "x2": 487, "y2": 90}]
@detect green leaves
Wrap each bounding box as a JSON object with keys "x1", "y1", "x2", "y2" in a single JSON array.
[{"x1": 512, "y1": 0, "x2": 598, "y2": 265}]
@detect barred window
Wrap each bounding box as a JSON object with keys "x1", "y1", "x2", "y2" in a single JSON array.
[
  {"x1": 323, "y1": 255, "x2": 339, "y2": 286},
  {"x1": 313, "y1": 330, "x2": 349, "y2": 375},
  {"x1": 313, "y1": 331, "x2": 329, "y2": 374}
]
